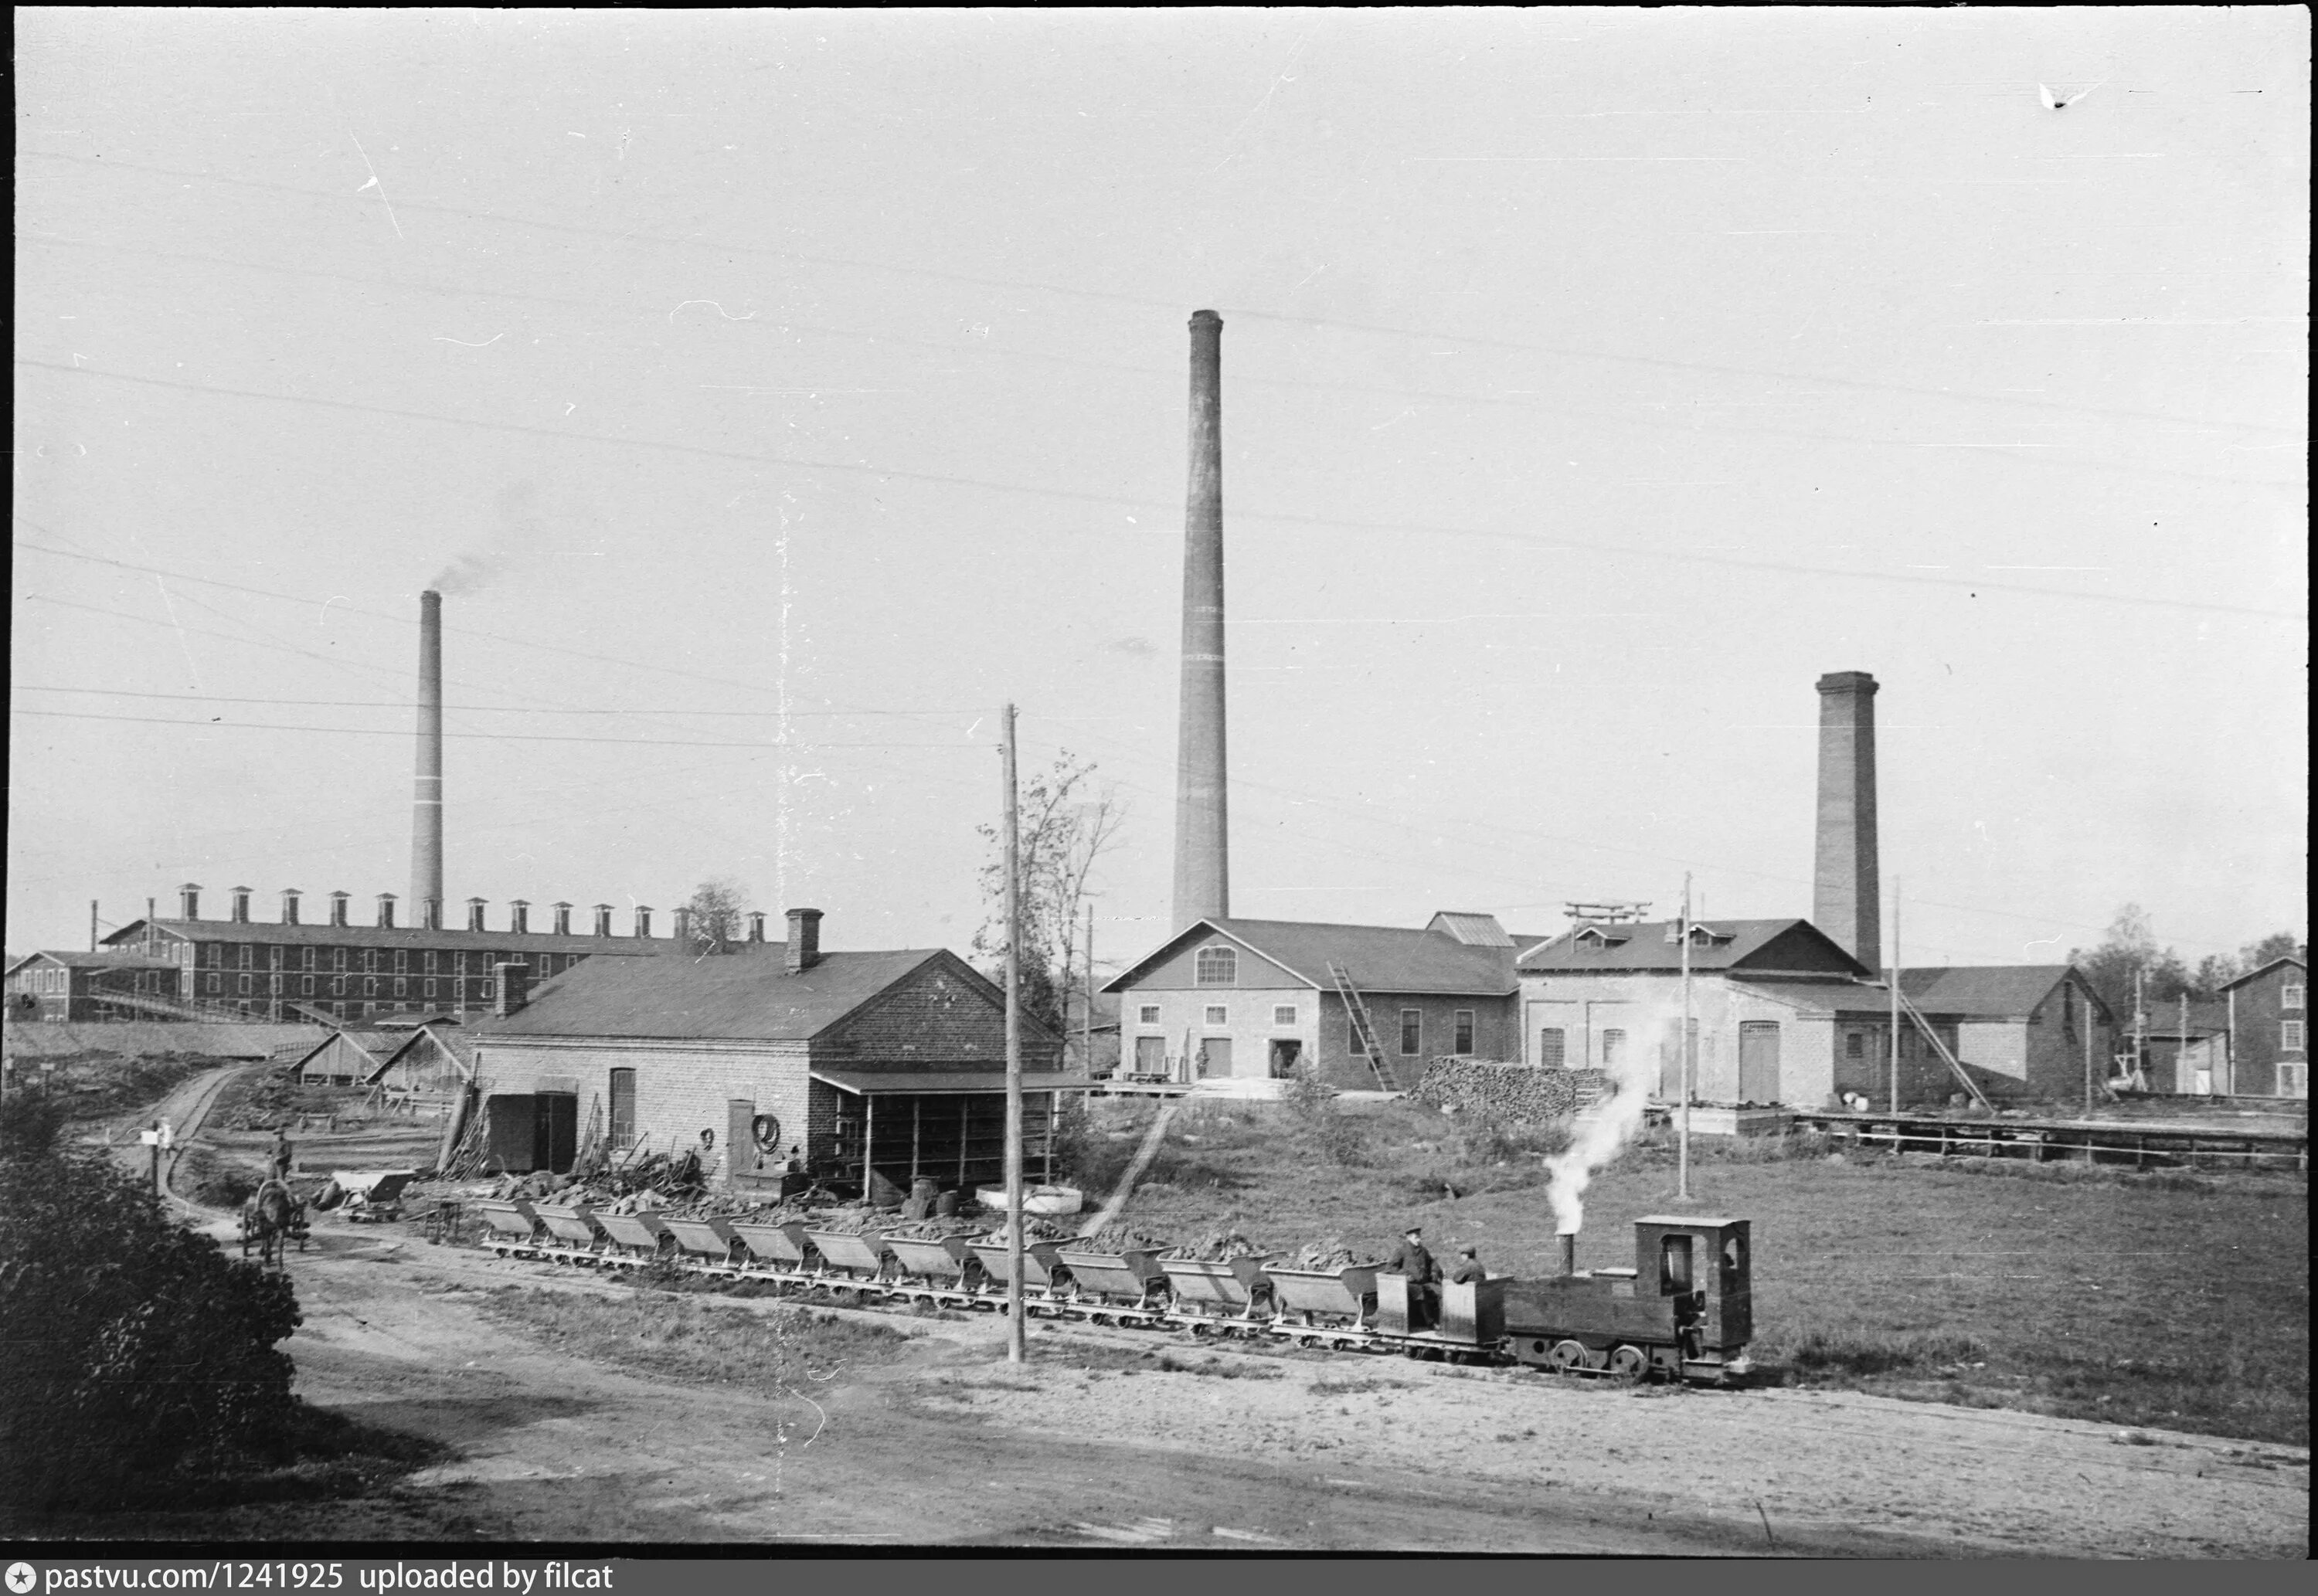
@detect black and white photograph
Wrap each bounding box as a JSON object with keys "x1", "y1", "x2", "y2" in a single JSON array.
[{"x1": 6, "y1": 5, "x2": 2307, "y2": 1558}]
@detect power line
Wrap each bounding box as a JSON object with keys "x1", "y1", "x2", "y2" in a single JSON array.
[
  {"x1": 18, "y1": 366, "x2": 2297, "y2": 620},
  {"x1": 9, "y1": 707, "x2": 984, "y2": 751},
  {"x1": 25, "y1": 148, "x2": 2299, "y2": 437},
  {"x1": 8, "y1": 684, "x2": 984, "y2": 718}
]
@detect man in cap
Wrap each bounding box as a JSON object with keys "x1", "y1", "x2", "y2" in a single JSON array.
[
  {"x1": 1383, "y1": 1224, "x2": 1441, "y2": 1329},
  {"x1": 1446, "y1": 1243, "x2": 1487, "y2": 1285}
]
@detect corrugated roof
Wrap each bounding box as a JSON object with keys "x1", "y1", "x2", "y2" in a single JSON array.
[
  {"x1": 1106, "y1": 918, "x2": 1521, "y2": 997},
  {"x1": 1893, "y1": 966, "x2": 2078, "y2": 1020},
  {"x1": 1519, "y1": 919, "x2": 1862, "y2": 976},
  {"x1": 471, "y1": 942, "x2": 961, "y2": 1041},
  {"x1": 107, "y1": 918, "x2": 665, "y2": 956}
]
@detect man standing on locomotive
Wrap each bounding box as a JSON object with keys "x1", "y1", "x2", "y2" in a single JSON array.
[{"x1": 1384, "y1": 1224, "x2": 1442, "y2": 1327}]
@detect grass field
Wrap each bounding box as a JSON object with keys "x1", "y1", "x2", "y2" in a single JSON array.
[
  {"x1": 1064, "y1": 1097, "x2": 2310, "y2": 1446},
  {"x1": 477, "y1": 1287, "x2": 909, "y2": 1398}
]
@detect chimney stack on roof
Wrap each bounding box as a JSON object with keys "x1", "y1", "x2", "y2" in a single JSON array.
[
  {"x1": 231, "y1": 887, "x2": 253, "y2": 924},
  {"x1": 747, "y1": 911, "x2": 767, "y2": 943},
  {"x1": 280, "y1": 888, "x2": 301, "y2": 925},
  {"x1": 1171, "y1": 308, "x2": 1231, "y2": 932},
  {"x1": 673, "y1": 906, "x2": 693, "y2": 947},
  {"x1": 376, "y1": 892, "x2": 397, "y2": 929},
  {"x1": 329, "y1": 891, "x2": 349, "y2": 927},
  {"x1": 467, "y1": 898, "x2": 488, "y2": 932},
  {"x1": 179, "y1": 883, "x2": 202, "y2": 922},
  {"x1": 786, "y1": 908, "x2": 824, "y2": 973},
  {"x1": 495, "y1": 961, "x2": 529, "y2": 1018},
  {"x1": 510, "y1": 899, "x2": 531, "y2": 935},
  {"x1": 552, "y1": 902, "x2": 573, "y2": 936},
  {"x1": 634, "y1": 906, "x2": 654, "y2": 939},
  {"x1": 593, "y1": 903, "x2": 613, "y2": 938},
  {"x1": 1813, "y1": 671, "x2": 1882, "y2": 971}
]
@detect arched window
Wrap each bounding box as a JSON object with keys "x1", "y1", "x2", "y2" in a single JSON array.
[{"x1": 1195, "y1": 946, "x2": 1237, "y2": 986}]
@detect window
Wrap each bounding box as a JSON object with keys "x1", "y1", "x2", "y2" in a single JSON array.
[
  {"x1": 238, "y1": 974, "x2": 252, "y2": 997},
  {"x1": 206, "y1": 973, "x2": 220, "y2": 994},
  {"x1": 395, "y1": 951, "x2": 408, "y2": 974},
  {"x1": 267, "y1": 974, "x2": 281, "y2": 995},
  {"x1": 205, "y1": 944, "x2": 221, "y2": 966},
  {"x1": 1602, "y1": 1027, "x2": 1626, "y2": 1065},
  {"x1": 1660, "y1": 1233, "x2": 1694, "y2": 1295},
  {"x1": 269, "y1": 946, "x2": 283, "y2": 969},
  {"x1": 330, "y1": 977, "x2": 344, "y2": 997},
  {"x1": 423, "y1": 951, "x2": 437, "y2": 975},
  {"x1": 301, "y1": 947, "x2": 315, "y2": 970},
  {"x1": 1399, "y1": 1009, "x2": 1422, "y2": 1056},
  {"x1": 1203, "y1": 1005, "x2": 1229, "y2": 1027},
  {"x1": 1844, "y1": 1031, "x2": 1865, "y2": 1061},
  {"x1": 1273, "y1": 1005, "x2": 1298, "y2": 1027},
  {"x1": 301, "y1": 976, "x2": 314, "y2": 996},
  {"x1": 1139, "y1": 1004, "x2": 1161, "y2": 1025},
  {"x1": 1538, "y1": 1027, "x2": 1566, "y2": 1068},
  {"x1": 1195, "y1": 946, "x2": 1237, "y2": 986},
  {"x1": 539, "y1": 955, "x2": 557, "y2": 976},
  {"x1": 394, "y1": 978, "x2": 407, "y2": 998},
  {"x1": 1454, "y1": 1010, "x2": 1476, "y2": 1054},
  {"x1": 2283, "y1": 1021, "x2": 2306, "y2": 1054},
  {"x1": 2279, "y1": 1061, "x2": 2308, "y2": 1099},
  {"x1": 424, "y1": 980, "x2": 437, "y2": 1000},
  {"x1": 238, "y1": 945, "x2": 253, "y2": 969},
  {"x1": 481, "y1": 980, "x2": 494, "y2": 999},
  {"x1": 455, "y1": 952, "x2": 468, "y2": 976},
  {"x1": 2284, "y1": 984, "x2": 2305, "y2": 1011},
  {"x1": 333, "y1": 949, "x2": 346, "y2": 972},
  {"x1": 365, "y1": 977, "x2": 378, "y2": 997}
]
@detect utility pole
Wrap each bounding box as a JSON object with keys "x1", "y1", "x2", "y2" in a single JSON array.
[
  {"x1": 1677, "y1": 874, "x2": 1693, "y2": 1200},
  {"x1": 1889, "y1": 880, "x2": 1902, "y2": 1115},
  {"x1": 2082, "y1": 981, "x2": 2095, "y2": 1116},
  {"x1": 1002, "y1": 702, "x2": 1026, "y2": 1363},
  {"x1": 90, "y1": 901, "x2": 99, "y2": 953},
  {"x1": 2131, "y1": 968, "x2": 2146, "y2": 1090},
  {"x1": 1083, "y1": 904, "x2": 1095, "y2": 1078},
  {"x1": 2179, "y1": 993, "x2": 2191, "y2": 1096}
]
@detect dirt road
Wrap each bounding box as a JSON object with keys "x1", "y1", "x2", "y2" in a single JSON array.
[{"x1": 140, "y1": 1219, "x2": 2313, "y2": 1554}]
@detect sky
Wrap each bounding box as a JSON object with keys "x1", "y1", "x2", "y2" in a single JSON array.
[{"x1": 11, "y1": 8, "x2": 2308, "y2": 976}]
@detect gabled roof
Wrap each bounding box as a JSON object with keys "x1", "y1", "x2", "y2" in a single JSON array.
[
  {"x1": 366, "y1": 1023, "x2": 478, "y2": 1085},
  {"x1": 1519, "y1": 919, "x2": 1867, "y2": 977},
  {"x1": 1427, "y1": 912, "x2": 1513, "y2": 948},
  {"x1": 1103, "y1": 918, "x2": 1522, "y2": 997},
  {"x1": 103, "y1": 918, "x2": 662, "y2": 957},
  {"x1": 8, "y1": 948, "x2": 182, "y2": 973},
  {"x1": 287, "y1": 1028, "x2": 401, "y2": 1073},
  {"x1": 1892, "y1": 966, "x2": 2096, "y2": 1020},
  {"x1": 471, "y1": 942, "x2": 1008, "y2": 1042},
  {"x1": 2221, "y1": 954, "x2": 2308, "y2": 992}
]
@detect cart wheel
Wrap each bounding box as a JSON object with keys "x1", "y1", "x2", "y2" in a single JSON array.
[
  {"x1": 913, "y1": 1294, "x2": 936, "y2": 1310},
  {"x1": 1089, "y1": 1312, "x2": 1113, "y2": 1327},
  {"x1": 1191, "y1": 1322, "x2": 1215, "y2": 1339},
  {"x1": 1608, "y1": 1345, "x2": 1650, "y2": 1384},
  {"x1": 1545, "y1": 1340, "x2": 1589, "y2": 1375},
  {"x1": 829, "y1": 1285, "x2": 858, "y2": 1305},
  {"x1": 1331, "y1": 1338, "x2": 1360, "y2": 1353}
]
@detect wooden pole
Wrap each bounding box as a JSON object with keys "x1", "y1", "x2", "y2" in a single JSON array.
[
  {"x1": 1889, "y1": 879, "x2": 1902, "y2": 1114},
  {"x1": 862, "y1": 1093, "x2": 875, "y2": 1201},
  {"x1": 2082, "y1": 983, "x2": 2095, "y2": 1116},
  {"x1": 1083, "y1": 905, "x2": 1096, "y2": 1077},
  {"x1": 1677, "y1": 874, "x2": 1692, "y2": 1200},
  {"x1": 911, "y1": 1095, "x2": 922, "y2": 1183},
  {"x1": 957, "y1": 1098, "x2": 969, "y2": 1187},
  {"x1": 1003, "y1": 701, "x2": 1026, "y2": 1363},
  {"x1": 2179, "y1": 993, "x2": 2191, "y2": 1096}
]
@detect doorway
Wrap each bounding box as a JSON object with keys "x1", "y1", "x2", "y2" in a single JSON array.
[
  {"x1": 1269, "y1": 1038, "x2": 1302, "y2": 1079},
  {"x1": 1200, "y1": 1037, "x2": 1234, "y2": 1078},
  {"x1": 1738, "y1": 1022, "x2": 1782, "y2": 1104}
]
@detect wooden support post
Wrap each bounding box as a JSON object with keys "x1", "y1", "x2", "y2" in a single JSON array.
[
  {"x1": 863, "y1": 1093, "x2": 875, "y2": 1200},
  {"x1": 1044, "y1": 1091, "x2": 1057, "y2": 1184},
  {"x1": 911, "y1": 1095, "x2": 922, "y2": 1183},
  {"x1": 958, "y1": 1098, "x2": 970, "y2": 1187}
]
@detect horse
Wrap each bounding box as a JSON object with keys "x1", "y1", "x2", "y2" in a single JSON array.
[{"x1": 240, "y1": 1178, "x2": 306, "y2": 1268}]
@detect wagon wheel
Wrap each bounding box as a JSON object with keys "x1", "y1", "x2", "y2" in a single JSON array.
[
  {"x1": 1607, "y1": 1344, "x2": 1651, "y2": 1384},
  {"x1": 1545, "y1": 1340, "x2": 1590, "y2": 1376},
  {"x1": 1190, "y1": 1322, "x2": 1215, "y2": 1339}
]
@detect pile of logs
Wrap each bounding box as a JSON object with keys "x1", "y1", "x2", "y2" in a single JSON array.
[{"x1": 1407, "y1": 1058, "x2": 1609, "y2": 1121}]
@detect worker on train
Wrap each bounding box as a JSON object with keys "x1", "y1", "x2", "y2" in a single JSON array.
[
  {"x1": 1446, "y1": 1243, "x2": 1486, "y2": 1285},
  {"x1": 1383, "y1": 1224, "x2": 1441, "y2": 1327}
]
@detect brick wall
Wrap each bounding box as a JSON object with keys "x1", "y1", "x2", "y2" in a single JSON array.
[{"x1": 823, "y1": 953, "x2": 1062, "y2": 1069}]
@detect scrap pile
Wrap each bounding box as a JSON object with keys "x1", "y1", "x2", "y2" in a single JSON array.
[{"x1": 1072, "y1": 1224, "x2": 1170, "y2": 1253}]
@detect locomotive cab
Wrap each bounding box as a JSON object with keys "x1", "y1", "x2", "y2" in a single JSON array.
[{"x1": 1633, "y1": 1215, "x2": 1752, "y2": 1380}]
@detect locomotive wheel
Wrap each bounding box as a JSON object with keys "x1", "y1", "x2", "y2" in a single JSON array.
[
  {"x1": 1545, "y1": 1340, "x2": 1589, "y2": 1375},
  {"x1": 1608, "y1": 1344, "x2": 1650, "y2": 1384}
]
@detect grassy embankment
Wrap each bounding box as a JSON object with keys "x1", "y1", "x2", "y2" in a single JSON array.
[{"x1": 1055, "y1": 1095, "x2": 2309, "y2": 1447}]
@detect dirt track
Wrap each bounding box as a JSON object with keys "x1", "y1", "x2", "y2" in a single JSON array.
[{"x1": 139, "y1": 1215, "x2": 2313, "y2": 1554}]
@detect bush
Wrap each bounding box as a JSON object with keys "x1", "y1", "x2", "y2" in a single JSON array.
[{"x1": 0, "y1": 1095, "x2": 303, "y2": 1523}]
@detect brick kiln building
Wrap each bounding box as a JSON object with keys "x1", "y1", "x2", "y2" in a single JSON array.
[
  {"x1": 467, "y1": 910, "x2": 1080, "y2": 1197},
  {"x1": 91, "y1": 883, "x2": 658, "y2": 1024}
]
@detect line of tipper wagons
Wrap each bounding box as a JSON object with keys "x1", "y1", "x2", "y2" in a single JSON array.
[{"x1": 468, "y1": 1196, "x2": 1757, "y2": 1383}]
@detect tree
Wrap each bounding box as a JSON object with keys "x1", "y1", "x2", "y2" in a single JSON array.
[
  {"x1": 681, "y1": 878, "x2": 749, "y2": 954},
  {"x1": 2238, "y1": 931, "x2": 2304, "y2": 972},
  {"x1": 2070, "y1": 904, "x2": 2190, "y2": 1020},
  {"x1": 973, "y1": 751, "x2": 1127, "y2": 1044}
]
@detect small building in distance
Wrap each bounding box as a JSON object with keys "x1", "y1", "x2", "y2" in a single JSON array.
[
  {"x1": 287, "y1": 1027, "x2": 401, "y2": 1088},
  {"x1": 2221, "y1": 954, "x2": 2308, "y2": 1099},
  {"x1": 468, "y1": 909, "x2": 1081, "y2": 1197},
  {"x1": 1101, "y1": 912, "x2": 1550, "y2": 1090},
  {"x1": 2126, "y1": 995, "x2": 2232, "y2": 1096},
  {"x1": 4, "y1": 949, "x2": 189, "y2": 1023},
  {"x1": 1894, "y1": 966, "x2": 2119, "y2": 1102}
]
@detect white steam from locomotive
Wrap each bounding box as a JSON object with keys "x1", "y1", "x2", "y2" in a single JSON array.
[{"x1": 1545, "y1": 1005, "x2": 1681, "y2": 1236}]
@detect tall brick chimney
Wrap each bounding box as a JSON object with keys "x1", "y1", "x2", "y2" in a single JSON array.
[
  {"x1": 411, "y1": 589, "x2": 445, "y2": 934},
  {"x1": 1171, "y1": 308, "x2": 1230, "y2": 930},
  {"x1": 786, "y1": 908, "x2": 823, "y2": 973},
  {"x1": 1813, "y1": 671, "x2": 1881, "y2": 971}
]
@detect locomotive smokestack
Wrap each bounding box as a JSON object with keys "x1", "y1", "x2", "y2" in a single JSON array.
[
  {"x1": 411, "y1": 589, "x2": 445, "y2": 929},
  {"x1": 1813, "y1": 671, "x2": 1881, "y2": 971},
  {"x1": 1556, "y1": 1227, "x2": 1578, "y2": 1278},
  {"x1": 1171, "y1": 309, "x2": 1229, "y2": 929}
]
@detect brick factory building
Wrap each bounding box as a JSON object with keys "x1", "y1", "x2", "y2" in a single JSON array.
[
  {"x1": 88, "y1": 882, "x2": 666, "y2": 1024},
  {"x1": 468, "y1": 909, "x2": 1083, "y2": 1197},
  {"x1": 4, "y1": 948, "x2": 188, "y2": 1023},
  {"x1": 2221, "y1": 954, "x2": 2309, "y2": 1099}
]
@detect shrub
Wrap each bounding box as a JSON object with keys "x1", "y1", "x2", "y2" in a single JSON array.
[{"x1": 0, "y1": 1095, "x2": 303, "y2": 1523}]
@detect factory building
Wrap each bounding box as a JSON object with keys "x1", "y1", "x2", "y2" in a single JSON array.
[
  {"x1": 4, "y1": 948, "x2": 186, "y2": 1023},
  {"x1": 2220, "y1": 955, "x2": 2307, "y2": 1099},
  {"x1": 468, "y1": 910, "x2": 1084, "y2": 1196},
  {"x1": 90, "y1": 883, "x2": 660, "y2": 1024}
]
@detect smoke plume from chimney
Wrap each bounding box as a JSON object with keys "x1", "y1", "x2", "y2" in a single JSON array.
[
  {"x1": 411, "y1": 590, "x2": 445, "y2": 926},
  {"x1": 1171, "y1": 309, "x2": 1230, "y2": 929}
]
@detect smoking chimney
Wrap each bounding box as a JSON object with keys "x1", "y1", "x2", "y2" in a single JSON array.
[
  {"x1": 1813, "y1": 671, "x2": 1882, "y2": 971},
  {"x1": 1171, "y1": 309, "x2": 1230, "y2": 929},
  {"x1": 411, "y1": 589, "x2": 446, "y2": 933}
]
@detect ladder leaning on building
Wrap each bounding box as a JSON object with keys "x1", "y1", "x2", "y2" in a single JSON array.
[{"x1": 1327, "y1": 962, "x2": 1399, "y2": 1091}]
